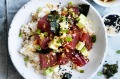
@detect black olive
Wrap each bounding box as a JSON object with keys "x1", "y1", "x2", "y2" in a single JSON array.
[{"x1": 62, "y1": 73, "x2": 72, "y2": 79}]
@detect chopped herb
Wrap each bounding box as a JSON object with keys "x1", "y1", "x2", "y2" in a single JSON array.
[
  {"x1": 36, "y1": 45, "x2": 41, "y2": 51},
  {"x1": 60, "y1": 29, "x2": 69, "y2": 33},
  {"x1": 116, "y1": 50, "x2": 120, "y2": 54},
  {"x1": 60, "y1": 16, "x2": 66, "y2": 22},
  {"x1": 24, "y1": 57, "x2": 28, "y2": 62},
  {"x1": 75, "y1": 17, "x2": 80, "y2": 22},
  {"x1": 44, "y1": 32, "x2": 48, "y2": 36},
  {"x1": 19, "y1": 32, "x2": 22, "y2": 37},
  {"x1": 65, "y1": 37, "x2": 72, "y2": 42},
  {"x1": 57, "y1": 39, "x2": 62, "y2": 44},
  {"x1": 37, "y1": 7, "x2": 42, "y2": 13},
  {"x1": 68, "y1": 2, "x2": 73, "y2": 6},
  {"x1": 97, "y1": 72, "x2": 102, "y2": 76},
  {"x1": 36, "y1": 29, "x2": 41, "y2": 35},
  {"x1": 71, "y1": 12, "x2": 75, "y2": 18},
  {"x1": 103, "y1": 63, "x2": 118, "y2": 78},
  {"x1": 92, "y1": 35, "x2": 96, "y2": 43},
  {"x1": 80, "y1": 70, "x2": 84, "y2": 73}
]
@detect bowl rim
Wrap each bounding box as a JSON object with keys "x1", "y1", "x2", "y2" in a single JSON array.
[
  {"x1": 93, "y1": 0, "x2": 120, "y2": 7},
  {"x1": 8, "y1": 0, "x2": 108, "y2": 79},
  {"x1": 102, "y1": 12, "x2": 120, "y2": 37}
]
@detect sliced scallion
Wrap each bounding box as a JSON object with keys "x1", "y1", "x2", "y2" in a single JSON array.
[
  {"x1": 19, "y1": 32, "x2": 22, "y2": 37},
  {"x1": 44, "y1": 32, "x2": 48, "y2": 36},
  {"x1": 80, "y1": 70, "x2": 84, "y2": 73},
  {"x1": 65, "y1": 36, "x2": 72, "y2": 42},
  {"x1": 36, "y1": 29, "x2": 41, "y2": 35},
  {"x1": 24, "y1": 57, "x2": 28, "y2": 62},
  {"x1": 117, "y1": 50, "x2": 120, "y2": 54},
  {"x1": 36, "y1": 45, "x2": 41, "y2": 51}
]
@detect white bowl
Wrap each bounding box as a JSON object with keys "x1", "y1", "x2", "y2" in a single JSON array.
[
  {"x1": 8, "y1": 0, "x2": 107, "y2": 79},
  {"x1": 103, "y1": 12, "x2": 120, "y2": 36},
  {"x1": 93, "y1": 0, "x2": 120, "y2": 7}
]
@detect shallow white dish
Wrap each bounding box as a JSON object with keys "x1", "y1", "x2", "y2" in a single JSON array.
[
  {"x1": 93, "y1": 0, "x2": 120, "y2": 7},
  {"x1": 8, "y1": 0, "x2": 107, "y2": 79},
  {"x1": 103, "y1": 12, "x2": 120, "y2": 37}
]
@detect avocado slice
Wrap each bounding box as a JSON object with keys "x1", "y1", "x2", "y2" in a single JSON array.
[
  {"x1": 76, "y1": 42, "x2": 85, "y2": 50},
  {"x1": 80, "y1": 46, "x2": 89, "y2": 57},
  {"x1": 76, "y1": 14, "x2": 87, "y2": 29},
  {"x1": 44, "y1": 67, "x2": 54, "y2": 77}
]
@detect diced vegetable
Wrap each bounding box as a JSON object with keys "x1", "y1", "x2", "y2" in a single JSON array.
[
  {"x1": 44, "y1": 67, "x2": 54, "y2": 77},
  {"x1": 97, "y1": 72, "x2": 102, "y2": 76},
  {"x1": 36, "y1": 45, "x2": 41, "y2": 51},
  {"x1": 19, "y1": 32, "x2": 22, "y2": 37},
  {"x1": 65, "y1": 36, "x2": 72, "y2": 42},
  {"x1": 24, "y1": 57, "x2": 28, "y2": 62},
  {"x1": 48, "y1": 37, "x2": 62, "y2": 50},
  {"x1": 76, "y1": 42, "x2": 85, "y2": 50},
  {"x1": 68, "y1": 2, "x2": 73, "y2": 6},
  {"x1": 36, "y1": 29, "x2": 41, "y2": 35},
  {"x1": 44, "y1": 32, "x2": 48, "y2": 36},
  {"x1": 80, "y1": 70, "x2": 84, "y2": 73},
  {"x1": 37, "y1": 7, "x2": 42, "y2": 13},
  {"x1": 116, "y1": 50, "x2": 120, "y2": 54},
  {"x1": 76, "y1": 14, "x2": 87, "y2": 29},
  {"x1": 80, "y1": 46, "x2": 89, "y2": 56}
]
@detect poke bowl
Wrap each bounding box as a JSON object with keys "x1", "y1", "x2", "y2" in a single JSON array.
[{"x1": 8, "y1": 0, "x2": 107, "y2": 79}]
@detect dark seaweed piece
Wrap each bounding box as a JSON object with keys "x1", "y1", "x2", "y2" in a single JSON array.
[
  {"x1": 104, "y1": 15, "x2": 119, "y2": 26},
  {"x1": 78, "y1": 4, "x2": 90, "y2": 16},
  {"x1": 91, "y1": 35, "x2": 96, "y2": 43},
  {"x1": 103, "y1": 63, "x2": 118, "y2": 78},
  {"x1": 62, "y1": 73, "x2": 72, "y2": 79},
  {"x1": 47, "y1": 10, "x2": 60, "y2": 35},
  {"x1": 37, "y1": 48, "x2": 52, "y2": 54}
]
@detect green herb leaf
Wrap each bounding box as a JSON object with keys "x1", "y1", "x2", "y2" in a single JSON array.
[
  {"x1": 75, "y1": 17, "x2": 80, "y2": 22},
  {"x1": 80, "y1": 70, "x2": 84, "y2": 73},
  {"x1": 24, "y1": 57, "x2": 28, "y2": 62},
  {"x1": 92, "y1": 35, "x2": 96, "y2": 43},
  {"x1": 36, "y1": 45, "x2": 41, "y2": 51},
  {"x1": 68, "y1": 2, "x2": 73, "y2": 6},
  {"x1": 37, "y1": 7, "x2": 42, "y2": 13},
  {"x1": 65, "y1": 37, "x2": 72, "y2": 42},
  {"x1": 97, "y1": 72, "x2": 102, "y2": 76},
  {"x1": 19, "y1": 32, "x2": 22, "y2": 37},
  {"x1": 36, "y1": 29, "x2": 41, "y2": 35},
  {"x1": 116, "y1": 50, "x2": 120, "y2": 54}
]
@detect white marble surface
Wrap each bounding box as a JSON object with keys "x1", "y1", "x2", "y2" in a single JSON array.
[{"x1": 0, "y1": 0, "x2": 120, "y2": 79}]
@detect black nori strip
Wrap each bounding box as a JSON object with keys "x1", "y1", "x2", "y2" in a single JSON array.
[{"x1": 78, "y1": 4, "x2": 90, "y2": 16}]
